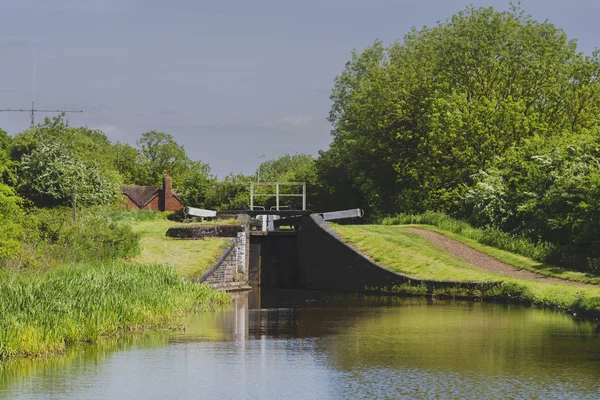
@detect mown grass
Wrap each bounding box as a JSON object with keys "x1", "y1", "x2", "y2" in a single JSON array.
[
  {"x1": 0, "y1": 261, "x2": 229, "y2": 360},
  {"x1": 130, "y1": 220, "x2": 230, "y2": 278},
  {"x1": 332, "y1": 224, "x2": 600, "y2": 318},
  {"x1": 382, "y1": 211, "x2": 600, "y2": 285}
]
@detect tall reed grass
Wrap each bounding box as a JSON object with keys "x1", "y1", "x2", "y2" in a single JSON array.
[{"x1": 0, "y1": 261, "x2": 229, "y2": 359}]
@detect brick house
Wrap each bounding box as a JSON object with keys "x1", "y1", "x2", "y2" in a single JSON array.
[{"x1": 121, "y1": 173, "x2": 184, "y2": 211}]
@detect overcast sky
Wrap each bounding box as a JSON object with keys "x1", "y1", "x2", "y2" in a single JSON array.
[{"x1": 1, "y1": 0, "x2": 599, "y2": 176}]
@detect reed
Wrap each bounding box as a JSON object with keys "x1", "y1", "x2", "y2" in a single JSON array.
[{"x1": 0, "y1": 261, "x2": 229, "y2": 360}]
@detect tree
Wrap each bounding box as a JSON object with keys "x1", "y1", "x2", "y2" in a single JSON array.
[
  {"x1": 465, "y1": 132, "x2": 600, "y2": 272},
  {"x1": 10, "y1": 115, "x2": 118, "y2": 171},
  {"x1": 113, "y1": 142, "x2": 150, "y2": 185},
  {"x1": 253, "y1": 154, "x2": 319, "y2": 209},
  {"x1": 204, "y1": 173, "x2": 253, "y2": 210},
  {"x1": 178, "y1": 160, "x2": 216, "y2": 207},
  {"x1": 136, "y1": 131, "x2": 190, "y2": 186},
  {"x1": 18, "y1": 142, "x2": 120, "y2": 207},
  {"x1": 327, "y1": 5, "x2": 600, "y2": 216},
  {"x1": 0, "y1": 128, "x2": 14, "y2": 185}
]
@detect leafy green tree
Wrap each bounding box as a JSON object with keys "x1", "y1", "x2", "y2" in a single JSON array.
[
  {"x1": 465, "y1": 132, "x2": 600, "y2": 272},
  {"x1": 253, "y1": 154, "x2": 319, "y2": 209},
  {"x1": 113, "y1": 142, "x2": 150, "y2": 185},
  {"x1": 10, "y1": 115, "x2": 117, "y2": 171},
  {"x1": 327, "y1": 5, "x2": 600, "y2": 216},
  {"x1": 136, "y1": 131, "x2": 190, "y2": 186},
  {"x1": 0, "y1": 128, "x2": 14, "y2": 185},
  {"x1": 204, "y1": 173, "x2": 253, "y2": 210},
  {"x1": 18, "y1": 142, "x2": 120, "y2": 207},
  {"x1": 178, "y1": 160, "x2": 216, "y2": 207}
]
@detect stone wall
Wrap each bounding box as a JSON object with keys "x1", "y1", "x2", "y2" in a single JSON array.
[
  {"x1": 200, "y1": 241, "x2": 238, "y2": 284},
  {"x1": 192, "y1": 219, "x2": 250, "y2": 289},
  {"x1": 166, "y1": 224, "x2": 245, "y2": 239}
]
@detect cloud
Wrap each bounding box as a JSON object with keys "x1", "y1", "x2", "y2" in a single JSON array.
[{"x1": 0, "y1": 38, "x2": 34, "y2": 50}]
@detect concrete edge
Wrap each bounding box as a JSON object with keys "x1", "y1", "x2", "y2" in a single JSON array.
[{"x1": 311, "y1": 215, "x2": 499, "y2": 290}]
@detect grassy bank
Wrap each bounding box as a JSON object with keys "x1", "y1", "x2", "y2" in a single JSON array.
[
  {"x1": 0, "y1": 261, "x2": 229, "y2": 360},
  {"x1": 382, "y1": 212, "x2": 600, "y2": 285},
  {"x1": 332, "y1": 224, "x2": 600, "y2": 318},
  {"x1": 130, "y1": 219, "x2": 230, "y2": 278}
]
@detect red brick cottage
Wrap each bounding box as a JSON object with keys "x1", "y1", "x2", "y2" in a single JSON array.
[{"x1": 121, "y1": 173, "x2": 184, "y2": 211}]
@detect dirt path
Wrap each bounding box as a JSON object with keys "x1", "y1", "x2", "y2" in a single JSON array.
[{"x1": 405, "y1": 227, "x2": 595, "y2": 288}]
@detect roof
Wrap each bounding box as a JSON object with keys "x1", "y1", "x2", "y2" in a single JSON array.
[{"x1": 121, "y1": 186, "x2": 160, "y2": 208}]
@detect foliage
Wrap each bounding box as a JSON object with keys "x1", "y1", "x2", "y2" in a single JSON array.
[
  {"x1": 0, "y1": 261, "x2": 229, "y2": 359},
  {"x1": 10, "y1": 115, "x2": 117, "y2": 172},
  {"x1": 325, "y1": 5, "x2": 600, "y2": 215},
  {"x1": 0, "y1": 184, "x2": 25, "y2": 264},
  {"x1": 253, "y1": 154, "x2": 318, "y2": 209},
  {"x1": 18, "y1": 141, "x2": 120, "y2": 207},
  {"x1": 178, "y1": 160, "x2": 216, "y2": 207},
  {"x1": 113, "y1": 142, "x2": 149, "y2": 185},
  {"x1": 135, "y1": 130, "x2": 191, "y2": 186},
  {"x1": 257, "y1": 154, "x2": 317, "y2": 183},
  {"x1": 0, "y1": 129, "x2": 15, "y2": 186},
  {"x1": 204, "y1": 173, "x2": 253, "y2": 210},
  {"x1": 105, "y1": 209, "x2": 170, "y2": 223},
  {"x1": 4, "y1": 208, "x2": 140, "y2": 270},
  {"x1": 464, "y1": 132, "x2": 600, "y2": 273}
]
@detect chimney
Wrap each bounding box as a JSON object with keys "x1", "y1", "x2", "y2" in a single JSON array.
[{"x1": 161, "y1": 173, "x2": 172, "y2": 211}]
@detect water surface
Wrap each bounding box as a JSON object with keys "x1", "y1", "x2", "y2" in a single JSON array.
[{"x1": 1, "y1": 289, "x2": 599, "y2": 399}]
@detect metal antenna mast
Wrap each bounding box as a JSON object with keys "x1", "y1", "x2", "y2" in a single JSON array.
[{"x1": 0, "y1": 56, "x2": 84, "y2": 125}]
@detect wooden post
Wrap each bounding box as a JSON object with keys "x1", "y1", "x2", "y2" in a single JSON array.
[{"x1": 276, "y1": 183, "x2": 280, "y2": 211}]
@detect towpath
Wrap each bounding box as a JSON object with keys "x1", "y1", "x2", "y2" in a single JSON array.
[{"x1": 405, "y1": 227, "x2": 597, "y2": 288}]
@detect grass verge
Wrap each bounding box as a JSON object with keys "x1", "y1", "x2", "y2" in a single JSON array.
[
  {"x1": 332, "y1": 224, "x2": 600, "y2": 319},
  {"x1": 0, "y1": 261, "x2": 229, "y2": 360},
  {"x1": 130, "y1": 220, "x2": 230, "y2": 278},
  {"x1": 382, "y1": 211, "x2": 600, "y2": 285}
]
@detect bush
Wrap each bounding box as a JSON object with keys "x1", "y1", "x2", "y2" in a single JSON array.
[
  {"x1": 0, "y1": 184, "x2": 25, "y2": 264},
  {"x1": 5, "y1": 208, "x2": 140, "y2": 270}
]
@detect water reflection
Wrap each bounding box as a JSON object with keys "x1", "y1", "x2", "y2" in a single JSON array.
[{"x1": 2, "y1": 288, "x2": 600, "y2": 399}]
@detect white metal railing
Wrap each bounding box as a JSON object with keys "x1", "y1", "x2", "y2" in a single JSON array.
[{"x1": 249, "y1": 182, "x2": 306, "y2": 211}]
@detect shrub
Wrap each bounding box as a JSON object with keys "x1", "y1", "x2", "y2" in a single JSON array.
[
  {"x1": 5, "y1": 208, "x2": 140, "y2": 270},
  {"x1": 0, "y1": 184, "x2": 24, "y2": 264}
]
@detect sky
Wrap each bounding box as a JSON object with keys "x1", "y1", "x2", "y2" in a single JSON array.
[{"x1": 2, "y1": 0, "x2": 600, "y2": 177}]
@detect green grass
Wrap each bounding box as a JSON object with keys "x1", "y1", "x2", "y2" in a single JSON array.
[
  {"x1": 333, "y1": 225, "x2": 502, "y2": 282},
  {"x1": 0, "y1": 261, "x2": 229, "y2": 360},
  {"x1": 409, "y1": 225, "x2": 600, "y2": 285},
  {"x1": 383, "y1": 211, "x2": 600, "y2": 285},
  {"x1": 331, "y1": 224, "x2": 600, "y2": 318},
  {"x1": 130, "y1": 220, "x2": 230, "y2": 278}
]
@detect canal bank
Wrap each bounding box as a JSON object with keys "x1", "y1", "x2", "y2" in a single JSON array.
[
  {"x1": 1, "y1": 288, "x2": 599, "y2": 399},
  {"x1": 201, "y1": 213, "x2": 600, "y2": 319}
]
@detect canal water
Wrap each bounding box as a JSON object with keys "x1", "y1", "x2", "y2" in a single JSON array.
[{"x1": 1, "y1": 288, "x2": 599, "y2": 399}]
